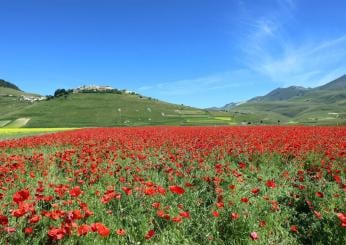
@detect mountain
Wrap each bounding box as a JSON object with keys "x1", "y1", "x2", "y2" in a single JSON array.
[
  {"x1": 0, "y1": 79, "x2": 21, "y2": 91},
  {"x1": 225, "y1": 74, "x2": 346, "y2": 125},
  {"x1": 316, "y1": 74, "x2": 346, "y2": 90},
  {"x1": 248, "y1": 86, "x2": 310, "y2": 102}
]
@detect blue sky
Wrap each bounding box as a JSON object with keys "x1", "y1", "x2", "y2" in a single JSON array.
[{"x1": 1, "y1": 0, "x2": 346, "y2": 108}]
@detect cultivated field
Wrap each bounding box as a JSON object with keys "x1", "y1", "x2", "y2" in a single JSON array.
[
  {"x1": 0, "y1": 126, "x2": 345, "y2": 244},
  {"x1": 0, "y1": 128, "x2": 76, "y2": 140}
]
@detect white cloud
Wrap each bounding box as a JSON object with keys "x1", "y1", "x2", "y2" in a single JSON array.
[{"x1": 238, "y1": 1, "x2": 346, "y2": 87}]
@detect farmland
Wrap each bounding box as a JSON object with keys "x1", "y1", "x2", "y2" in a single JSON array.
[
  {"x1": 0, "y1": 126, "x2": 345, "y2": 244},
  {"x1": 0, "y1": 128, "x2": 76, "y2": 140}
]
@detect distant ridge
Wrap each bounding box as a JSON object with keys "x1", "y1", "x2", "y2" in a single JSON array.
[
  {"x1": 0, "y1": 79, "x2": 21, "y2": 91},
  {"x1": 317, "y1": 74, "x2": 346, "y2": 90},
  {"x1": 248, "y1": 86, "x2": 310, "y2": 102}
]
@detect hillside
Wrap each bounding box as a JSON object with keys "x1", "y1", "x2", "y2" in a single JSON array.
[
  {"x1": 0, "y1": 79, "x2": 21, "y2": 91},
  {"x1": 227, "y1": 74, "x2": 346, "y2": 125},
  {"x1": 248, "y1": 86, "x2": 310, "y2": 102},
  {"x1": 317, "y1": 74, "x2": 346, "y2": 90},
  {"x1": 0, "y1": 91, "x2": 236, "y2": 127},
  {"x1": 0, "y1": 86, "x2": 43, "y2": 127}
]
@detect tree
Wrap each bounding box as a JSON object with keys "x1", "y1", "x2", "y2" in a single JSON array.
[{"x1": 54, "y1": 89, "x2": 67, "y2": 97}]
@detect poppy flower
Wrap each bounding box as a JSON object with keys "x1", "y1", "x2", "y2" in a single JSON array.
[
  {"x1": 179, "y1": 211, "x2": 190, "y2": 218},
  {"x1": 116, "y1": 228, "x2": 126, "y2": 236},
  {"x1": 250, "y1": 231, "x2": 259, "y2": 240},
  {"x1": 29, "y1": 215, "x2": 41, "y2": 224},
  {"x1": 172, "y1": 216, "x2": 182, "y2": 223},
  {"x1": 122, "y1": 187, "x2": 132, "y2": 195},
  {"x1": 212, "y1": 211, "x2": 220, "y2": 217},
  {"x1": 241, "y1": 197, "x2": 249, "y2": 203},
  {"x1": 4, "y1": 227, "x2": 16, "y2": 233},
  {"x1": 251, "y1": 188, "x2": 260, "y2": 195},
  {"x1": 69, "y1": 186, "x2": 82, "y2": 197},
  {"x1": 13, "y1": 189, "x2": 30, "y2": 204},
  {"x1": 290, "y1": 225, "x2": 298, "y2": 233},
  {"x1": 231, "y1": 212, "x2": 240, "y2": 220},
  {"x1": 48, "y1": 227, "x2": 66, "y2": 240},
  {"x1": 169, "y1": 185, "x2": 185, "y2": 195},
  {"x1": 78, "y1": 224, "x2": 90, "y2": 236},
  {"x1": 315, "y1": 192, "x2": 324, "y2": 198},
  {"x1": 152, "y1": 202, "x2": 161, "y2": 209},
  {"x1": 266, "y1": 180, "x2": 276, "y2": 189},
  {"x1": 24, "y1": 227, "x2": 33, "y2": 234},
  {"x1": 0, "y1": 215, "x2": 9, "y2": 226},
  {"x1": 314, "y1": 211, "x2": 322, "y2": 220},
  {"x1": 91, "y1": 223, "x2": 110, "y2": 237},
  {"x1": 145, "y1": 229, "x2": 155, "y2": 240},
  {"x1": 336, "y1": 213, "x2": 346, "y2": 227},
  {"x1": 144, "y1": 187, "x2": 157, "y2": 196},
  {"x1": 259, "y1": 220, "x2": 266, "y2": 227}
]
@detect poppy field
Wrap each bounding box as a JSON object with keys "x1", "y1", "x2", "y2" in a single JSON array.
[{"x1": 0, "y1": 126, "x2": 345, "y2": 244}]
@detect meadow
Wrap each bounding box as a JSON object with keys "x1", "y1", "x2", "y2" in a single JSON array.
[{"x1": 0, "y1": 126, "x2": 345, "y2": 244}]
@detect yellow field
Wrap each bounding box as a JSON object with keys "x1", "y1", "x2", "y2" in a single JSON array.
[{"x1": 0, "y1": 128, "x2": 76, "y2": 139}]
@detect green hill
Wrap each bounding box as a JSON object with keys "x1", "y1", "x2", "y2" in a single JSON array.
[
  {"x1": 0, "y1": 90, "x2": 236, "y2": 127},
  {"x1": 0, "y1": 86, "x2": 41, "y2": 127}
]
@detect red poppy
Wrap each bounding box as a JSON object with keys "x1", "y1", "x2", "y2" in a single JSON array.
[
  {"x1": 241, "y1": 197, "x2": 249, "y2": 203},
  {"x1": 29, "y1": 215, "x2": 41, "y2": 224},
  {"x1": 172, "y1": 216, "x2": 182, "y2": 223},
  {"x1": 290, "y1": 225, "x2": 298, "y2": 233},
  {"x1": 48, "y1": 227, "x2": 66, "y2": 240},
  {"x1": 169, "y1": 185, "x2": 185, "y2": 195},
  {"x1": 212, "y1": 211, "x2": 220, "y2": 217},
  {"x1": 144, "y1": 187, "x2": 157, "y2": 196},
  {"x1": 336, "y1": 213, "x2": 346, "y2": 227},
  {"x1": 315, "y1": 192, "x2": 324, "y2": 198},
  {"x1": 122, "y1": 187, "x2": 132, "y2": 195},
  {"x1": 250, "y1": 231, "x2": 259, "y2": 240},
  {"x1": 0, "y1": 215, "x2": 9, "y2": 226},
  {"x1": 69, "y1": 186, "x2": 82, "y2": 197},
  {"x1": 145, "y1": 229, "x2": 155, "y2": 240},
  {"x1": 259, "y1": 220, "x2": 266, "y2": 227},
  {"x1": 116, "y1": 228, "x2": 126, "y2": 236},
  {"x1": 24, "y1": 227, "x2": 33, "y2": 234},
  {"x1": 314, "y1": 211, "x2": 322, "y2": 220},
  {"x1": 266, "y1": 180, "x2": 276, "y2": 188},
  {"x1": 13, "y1": 189, "x2": 30, "y2": 204},
  {"x1": 251, "y1": 188, "x2": 260, "y2": 195},
  {"x1": 231, "y1": 212, "x2": 240, "y2": 220},
  {"x1": 78, "y1": 224, "x2": 90, "y2": 236},
  {"x1": 152, "y1": 202, "x2": 161, "y2": 209},
  {"x1": 179, "y1": 211, "x2": 190, "y2": 218},
  {"x1": 91, "y1": 223, "x2": 110, "y2": 237}
]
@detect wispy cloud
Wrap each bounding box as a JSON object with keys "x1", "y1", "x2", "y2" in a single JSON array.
[
  {"x1": 138, "y1": 70, "x2": 255, "y2": 97},
  {"x1": 239, "y1": 0, "x2": 346, "y2": 87}
]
